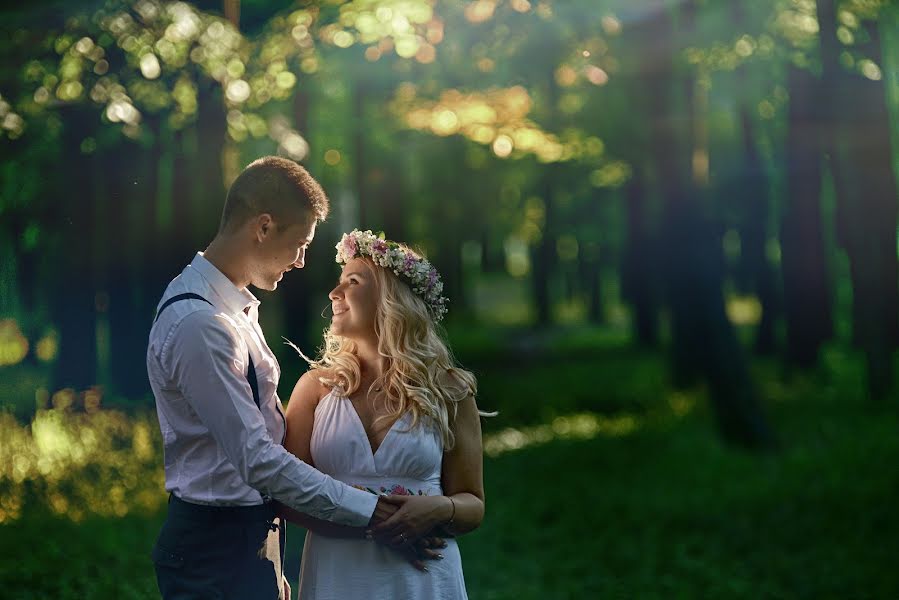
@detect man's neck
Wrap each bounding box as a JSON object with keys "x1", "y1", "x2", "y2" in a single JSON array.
[{"x1": 204, "y1": 234, "x2": 251, "y2": 289}]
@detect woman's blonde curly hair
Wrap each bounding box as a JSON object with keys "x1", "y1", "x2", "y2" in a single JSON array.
[{"x1": 310, "y1": 257, "x2": 477, "y2": 450}]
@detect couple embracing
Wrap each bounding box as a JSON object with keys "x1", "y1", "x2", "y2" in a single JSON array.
[{"x1": 147, "y1": 156, "x2": 488, "y2": 599}]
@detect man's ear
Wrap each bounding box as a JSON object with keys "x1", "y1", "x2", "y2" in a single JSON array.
[{"x1": 255, "y1": 213, "x2": 274, "y2": 241}]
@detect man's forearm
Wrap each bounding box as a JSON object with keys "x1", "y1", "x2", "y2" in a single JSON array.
[
  {"x1": 247, "y1": 444, "x2": 378, "y2": 526},
  {"x1": 276, "y1": 502, "x2": 366, "y2": 539}
]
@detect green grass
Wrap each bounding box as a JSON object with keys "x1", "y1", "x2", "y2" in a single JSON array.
[
  {"x1": 462, "y1": 396, "x2": 899, "y2": 599},
  {"x1": 1, "y1": 336, "x2": 897, "y2": 598}
]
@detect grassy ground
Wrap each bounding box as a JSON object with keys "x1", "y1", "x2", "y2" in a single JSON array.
[{"x1": 1, "y1": 334, "x2": 897, "y2": 598}]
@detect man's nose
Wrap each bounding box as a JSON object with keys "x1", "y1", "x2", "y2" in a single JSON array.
[{"x1": 292, "y1": 250, "x2": 305, "y2": 269}]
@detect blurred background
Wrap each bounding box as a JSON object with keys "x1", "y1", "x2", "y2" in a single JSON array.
[{"x1": 1, "y1": 0, "x2": 898, "y2": 597}]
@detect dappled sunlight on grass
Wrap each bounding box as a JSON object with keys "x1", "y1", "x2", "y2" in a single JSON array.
[
  {"x1": 0, "y1": 408, "x2": 165, "y2": 524},
  {"x1": 483, "y1": 392, "x2": 697, "y2": 457}
]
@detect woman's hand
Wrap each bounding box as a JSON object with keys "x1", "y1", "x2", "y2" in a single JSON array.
[{"x1": 366, "y1": 494, "x2": 453, "y2": 546}]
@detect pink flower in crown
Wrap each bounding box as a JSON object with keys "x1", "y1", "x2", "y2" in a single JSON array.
[
  {"x1": 372, "y1": 239, "x2": 388, "y2": 255},
  {"x1": 341, "y1": 235, "x2": 358, "y2": 258}
]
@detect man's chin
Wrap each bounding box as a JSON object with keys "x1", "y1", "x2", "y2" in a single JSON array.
[{"x1": 249, "y1": 279, "x2": 278, "y2": 292}]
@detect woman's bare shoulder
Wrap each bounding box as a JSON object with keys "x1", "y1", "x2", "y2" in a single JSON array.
[{"x1": 290, "y1": 369, "x2": 336, "y2": 407}]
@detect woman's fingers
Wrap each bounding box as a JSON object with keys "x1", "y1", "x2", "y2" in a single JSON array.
[
  {"x1": 416, "y1": 547, "x2": 444, "y2": 560},
  {"x1": 368, "y1": 495, "x2": 410, "y2": 535},
  {"x1": 419, "y1": 536, "x2": 447, "y2": 549}
]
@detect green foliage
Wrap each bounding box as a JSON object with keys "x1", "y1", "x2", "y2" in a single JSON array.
[{"x1": 1, "y1": 340, "x2": 897, "y2": 598}]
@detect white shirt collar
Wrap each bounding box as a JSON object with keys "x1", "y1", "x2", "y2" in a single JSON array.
[{"x1": 190, "y1": 252, "x2": 260, "y2": 316}]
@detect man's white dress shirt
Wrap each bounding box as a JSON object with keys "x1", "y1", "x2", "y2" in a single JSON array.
[{"x1": 147, "y1": 253, "x2": 377, "y2": 526}]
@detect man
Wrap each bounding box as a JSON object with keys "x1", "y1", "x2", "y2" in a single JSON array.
[{"x1": 147, "y1": 156, "x2": 394, "y2": 599}]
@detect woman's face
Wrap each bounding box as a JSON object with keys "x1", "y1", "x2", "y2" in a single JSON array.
[{"x1": 328, "y1": 258, "x2": 379, "y2": 340}]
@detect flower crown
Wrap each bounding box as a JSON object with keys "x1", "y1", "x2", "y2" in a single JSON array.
[{"x1": 335, "y1": 229, "x2": 448, "y2": 322}]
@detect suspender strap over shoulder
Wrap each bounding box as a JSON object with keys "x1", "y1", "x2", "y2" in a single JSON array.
[
  {"x1": 154, "y1": 293, "x2": 261, "y2": 409},
  {"x1": 154, "y1": 293, "x2": 212, "y2": 322}
]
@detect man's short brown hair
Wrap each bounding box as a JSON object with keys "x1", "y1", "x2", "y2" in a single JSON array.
[{"x1": 219, "y1": 156, "x2": 329, "y2": 233}]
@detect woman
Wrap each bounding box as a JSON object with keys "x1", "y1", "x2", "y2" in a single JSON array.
[{"x1": 281, "y1": 229, "x2": 487, "y2": 599}]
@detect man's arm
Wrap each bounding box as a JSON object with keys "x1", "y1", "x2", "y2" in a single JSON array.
[
  {"x1": 279, "y1": 371, "x2": 383, "y2": 536},
  {"x1": 279, "y1": 372, "x2": 437, "y2": 570},
  {"x1": 166, "y1": 311, "x2": 377, "y2": 526}
]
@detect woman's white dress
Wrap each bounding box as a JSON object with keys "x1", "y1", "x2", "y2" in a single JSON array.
[{"x1": 297, "y1": 390, "x2": 468, "y2": 599}]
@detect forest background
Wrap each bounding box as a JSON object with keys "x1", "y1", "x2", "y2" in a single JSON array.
[{"x1": 1, "y1": 0, "x2": 898, "y2": 597}]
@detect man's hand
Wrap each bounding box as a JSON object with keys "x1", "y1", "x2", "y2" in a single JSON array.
[
  {"x1": 367, "y1": 495, "x2": 399, "y2": 527},
  {"x1": 395, "y1": 536, "x2": 449, "y2": 572},
  {"x1": 368, "y1": 494, "x2": 454, "y2": 546}
]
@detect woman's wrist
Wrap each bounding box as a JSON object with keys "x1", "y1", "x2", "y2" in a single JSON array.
[{"x1": 443, "y1": 496, "x2": 456, "y2": 529}]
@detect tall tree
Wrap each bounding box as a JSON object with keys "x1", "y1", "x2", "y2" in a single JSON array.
[
  {"x1": 731, "y1": 3, "x2": 779, "y2": 356},
  {"x1": 620, "y1": 165, "x2": 658, "y2": 345},
  {"x1": 816, "y1": 0, "x2": 899, "y2": 399},
  {"x1": 780, "y1": 63, "x2": 832, "y2": 369},
  {"x1": 50, "y1": 105, "x2": 99, "y2": 393},
  {"x1": 643, "y1": 0, "x2": 775, "y2": 448}
]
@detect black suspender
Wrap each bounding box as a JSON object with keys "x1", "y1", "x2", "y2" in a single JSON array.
[
  {"x1": 154, "y1": 293, "x2": 261, "y2": 409},
  {"x1": 154, "y1": 293, "x2": 212, "y2": 322}
]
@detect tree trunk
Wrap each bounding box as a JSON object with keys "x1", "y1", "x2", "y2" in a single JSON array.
[
  {"x1": 818, "y1": 0, "x2": 899, "y2": 399},
  {"x1": 531, "y1": 67, "x2": 561, "y2": 327},
  {"x1": 643, "y1": 0, "x2": 775, "y2": 449},
  {"x1": 51, "y1": 106, "x2": 98, "y2": 393},
  {"x1": 106, "y1": 119, "x2": 165, "y2": 400},
  {"x1": 195, "y1": 78, "x2": 226, "y2": 245},
  {"x1": 581, "y1": 249, "x2": 604, "y2": 325},
  {"x1": 781, "y1": 65, "x2": 832, "y2": 369},
  {"x1": 353, "y1": 81, "x2": 368, "y2": 227},
  {"x1": 278, "y1": 87, "x2": 313, "y2": 355},
  {"x1": 732, "y1": 56, "x2": 778, "y2": 355},
  {"x1": 530, "y1": 181, "x2": 554, "y2": 327},
  {"x1": 620, "y1": 167, "x2": 658, "y2": 345}
]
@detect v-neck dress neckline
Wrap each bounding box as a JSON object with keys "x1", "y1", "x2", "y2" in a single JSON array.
[
  {"x1": 342, "y1": 394, "x2": 405, "y2": 458},
  {"x1": 300, "y1": 389, "x2": 469, "y2": 598}
]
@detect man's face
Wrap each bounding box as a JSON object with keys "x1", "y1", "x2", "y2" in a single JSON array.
[{"x1": 251, "y1": 217, "x2": 316, "y2": 291}]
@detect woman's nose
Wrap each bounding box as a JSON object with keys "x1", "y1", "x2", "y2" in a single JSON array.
[{"x1": 328, "y1": 285, "x2": 342, "y2": 301}]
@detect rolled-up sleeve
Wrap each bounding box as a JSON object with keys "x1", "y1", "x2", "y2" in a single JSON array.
[{"x1": 165, "y1": 311, "x2": 377, "y2": 526}]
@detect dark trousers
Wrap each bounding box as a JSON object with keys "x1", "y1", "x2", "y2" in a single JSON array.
[{"x1": 152, "y1": 495, "x2": 286, "y2": 600}]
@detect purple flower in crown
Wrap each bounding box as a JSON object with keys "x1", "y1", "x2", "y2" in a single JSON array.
[
  {"x1": 372, "y1": 239, "x2": 388, "y2": 255},
  {"x1": 335, "y1": 229, "x2": 449, "y2": 322},
  {"x1": 403, "y1": 253, "x2": 416, "y2": 274}
]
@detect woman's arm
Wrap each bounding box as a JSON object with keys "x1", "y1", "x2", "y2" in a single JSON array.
[
  {"x1": 369, "y1": 388, "x2": 486, "y2": 543},
  {"x1": 280, "y1": 372, "x2": 367, "y2": 538},
  {"x1": 439, "y1": 391, "x2": 486, "y2": 536}
]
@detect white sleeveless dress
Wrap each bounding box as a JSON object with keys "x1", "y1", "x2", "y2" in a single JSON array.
[{"x1": 297, "y1": 390, "x2": 468, "y2": 599}]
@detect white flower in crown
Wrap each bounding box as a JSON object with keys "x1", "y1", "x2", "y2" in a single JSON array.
[{"x1": 335, "y1": 229, "x2": 449, "y2": 321}]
